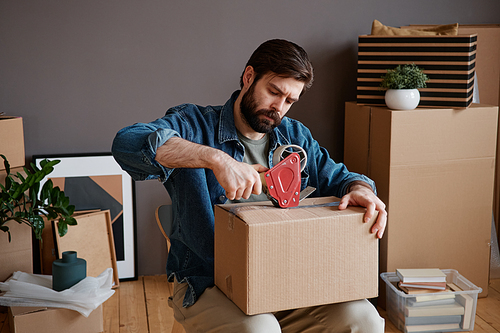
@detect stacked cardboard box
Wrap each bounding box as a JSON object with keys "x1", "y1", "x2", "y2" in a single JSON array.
[
  {"x1": 0, "y1": 116, "x2": 25, "y2": 170},
  {"x1": 0, "y1": 221, "x2": 32, "y2": 282},
  {"x1": 403, "y1": 24, "x2": 500, "y2": 244},
  {"x1": 0, "y1": 116, "x2": 30, "y2": 281},
  {"x1": 344, "y1": 102, "x2": 498, "y2": 308}
]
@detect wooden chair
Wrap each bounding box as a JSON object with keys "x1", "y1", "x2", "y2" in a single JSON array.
[{"x1": 155, "y1": 205, "x2": 186, "y2": 333}]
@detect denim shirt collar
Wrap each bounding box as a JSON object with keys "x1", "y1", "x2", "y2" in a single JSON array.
[
  {"x1": 218, "y1": 90, "x2": 289, "y2": 153},
  {"x1": 218, "y1": 91, "x2": 240, "y2": 144}
]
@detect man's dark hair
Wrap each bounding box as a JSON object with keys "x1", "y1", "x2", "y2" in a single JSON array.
[{"x1": 239, "y1": 39, "x2": 314, "y2": 93}]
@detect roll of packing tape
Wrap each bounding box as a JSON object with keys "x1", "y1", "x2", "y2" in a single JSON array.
[{"x1": 272, "y1": 145, "x2": 307, "y2": 172}]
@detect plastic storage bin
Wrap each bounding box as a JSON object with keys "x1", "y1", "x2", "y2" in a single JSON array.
[{"x1": 380, "y1": 269, "x2": 482, "y2": 332}]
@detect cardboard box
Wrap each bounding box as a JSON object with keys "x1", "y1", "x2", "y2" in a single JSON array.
[
  {"x1": 404, "y1": 24, "x2": 500, "y2": 241},
  {"x1": 0, "y1": 220, "x2": 33, "y2": 282},
  {"x1": 0, "y1": 116, "x2": 25, "y2": 170},
  {"x1": 214, "y1": 196, "x2": 379, "y2": 315},
  {"x1": 344, "y1": 102, "x2": 498, "y2": 306},
  {"x1": 457, "y1": 26, "x2": 500, "y2": 242},
  {"x1": 8, "y1": 305, "x2": 103, "y2": 333},
  {"x1": 1, "y1": 167, "x2": 35, "y2": 281},
  {"x1": 0, "y1": 167, "x2": 26, "y2": 184},
  {"x1": 357, "y1": 34, "x2": 477, "y2": 108}
]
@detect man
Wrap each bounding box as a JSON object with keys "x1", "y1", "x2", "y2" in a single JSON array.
[{"x1": 112, "y1": 39, "x2": 386, "y2": 332}]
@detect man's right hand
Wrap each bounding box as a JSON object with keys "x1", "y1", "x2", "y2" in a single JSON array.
[
  {"x1": 213, "y1": 159, "x2": 268, "y2": 200},
  {"x1": 155, "y1": 137, "x2": 268, "y2": 201}
]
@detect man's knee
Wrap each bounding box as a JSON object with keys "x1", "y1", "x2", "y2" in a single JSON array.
[
  {"x1": 346, "y1": 299, "x2": 385, "y2": 332},
  {"x1": 238, "y1": 313, "x2": 282, "y2": 333}
]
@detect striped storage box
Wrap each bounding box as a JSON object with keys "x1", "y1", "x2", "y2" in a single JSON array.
[{"x1": 357, "y1": 34, "x2": 477, "y2": 108}]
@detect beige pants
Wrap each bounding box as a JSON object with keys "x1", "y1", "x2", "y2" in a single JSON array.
[{"x1": 169, "y1": 280, "x2": 385, "y2": 333}]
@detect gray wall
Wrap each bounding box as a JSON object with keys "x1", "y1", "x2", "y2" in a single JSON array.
[{"x1": 1, "y1": 0, "x2": 499, "y2": 276}]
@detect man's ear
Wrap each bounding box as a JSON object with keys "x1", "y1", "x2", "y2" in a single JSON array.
[{"x1": 242, "y1": 66, "x2": 255, "y2": 89}]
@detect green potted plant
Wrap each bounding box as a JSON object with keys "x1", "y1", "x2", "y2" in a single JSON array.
[
  {"x1": 0, "y1": 154, "x2": 77, "y2": 242},
  {"x1": 380, "y1": 63, "x2": 429, "y2": 110}
]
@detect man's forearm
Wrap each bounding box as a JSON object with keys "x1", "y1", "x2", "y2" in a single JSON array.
[
  {"x1": 154, "y1": 137, "x2": 227, "y2": 170},
  {"x1": 155, "y1": 137, "x2": 265, "y2": 200}
]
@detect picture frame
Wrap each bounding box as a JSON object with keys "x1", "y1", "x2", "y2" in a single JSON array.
[
  {"x1": 54, "y1": 210, "x2": 120, "y2": 288},
  {"x1": 34, "y1": 153, "x2": 137, "y2": 281}
]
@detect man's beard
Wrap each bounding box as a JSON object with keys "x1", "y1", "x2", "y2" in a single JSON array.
[{"x1": 240, "y1": 83, "x2": 281, "y2": 133}]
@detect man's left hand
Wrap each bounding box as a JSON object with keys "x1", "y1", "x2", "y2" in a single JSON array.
[{"x1": 338, "y1": 183, "x2": 387, "y2": 239}]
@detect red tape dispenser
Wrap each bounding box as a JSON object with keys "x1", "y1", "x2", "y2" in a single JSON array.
[{"x1": 261, "y1": 152, "x2": 302, "y2": 208}]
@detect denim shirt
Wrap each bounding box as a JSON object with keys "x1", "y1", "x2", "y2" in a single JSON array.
[{"x1": 111, "y1": 91, "x2": 375, "y2": 307}]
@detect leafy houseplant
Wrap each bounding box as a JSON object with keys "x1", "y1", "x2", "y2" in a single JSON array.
[
  {"x1": 380, "y1": 63, "x2": 429, "y2": 110},
  {"x1": 0, "y1": 154, "x2": 77, "y2": 242},
  {"x1": 380, "y1": 63, "x2": 429, "y2": 90}
]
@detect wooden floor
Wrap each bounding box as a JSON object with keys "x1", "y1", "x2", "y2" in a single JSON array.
[{"x1": 1, "y1": 276, "x2": 500, "y2": 332}]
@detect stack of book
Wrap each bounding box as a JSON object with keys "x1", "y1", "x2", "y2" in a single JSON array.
[
  {"x1": 396, "y1": 268, "x2": 474, "y2": 332},
  {"x1": 397, "y1": 268, "x2": 448, "y2": 294}
]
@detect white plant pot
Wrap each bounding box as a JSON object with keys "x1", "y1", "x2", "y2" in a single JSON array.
[{"x1": 385, "y1": 89, "x2": 420, "y2": 110}]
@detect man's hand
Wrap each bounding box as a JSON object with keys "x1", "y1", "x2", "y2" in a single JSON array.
[
  {"x1": 212, "y1": 159, "x2": 268, "y2": 200},
  {"x1": 338, "y1": 182, "x2": 387, "y2": 239}
]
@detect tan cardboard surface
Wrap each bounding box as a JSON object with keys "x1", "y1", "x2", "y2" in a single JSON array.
[
  {"x1": 344, "y1": 102, "x2": 498, "y2": 306},
  {"x1": 0, "y1": 167, "x2": 25, "y2": 185},
  {"x1": 9, "y1": 305, "x2": 103, "y2": 333},
  {"x1": 0, "y1": 220, "x2": 32, "y2": 281},
  {"x1": 54, "y1": 210, "x2": 119, "y2": 288},
  {"x1": 403, "y1": 24, "x2": 500, "y2": 237},
  {"x1": 0, "y1": 116, "x2": 25, "y2": 170},
  {"x1": 215, "y1": 196, "x2": 379, "y2": 315},
  {"x1": 0, "y1": 167, "x2": 32, "y2": 281}
]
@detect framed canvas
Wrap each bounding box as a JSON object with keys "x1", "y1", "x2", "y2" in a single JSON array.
[{"x1": 34, "y1": 153, "x2": 137, "y2": 281}]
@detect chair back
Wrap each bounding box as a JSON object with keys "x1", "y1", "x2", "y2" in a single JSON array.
[
  {"x1": 154, "y1": 204, "x2": 185, "y2": 333},
  {"x1": 155, "y1": 204, "x2": 173, "y2": 247}
]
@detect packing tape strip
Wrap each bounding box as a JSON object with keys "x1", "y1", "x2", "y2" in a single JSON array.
[
  {"x1": 227, "y1": 201, "x2": 340, "y2": 217},
  {"x1": 273, "y1": 145, "x2": 307, "y2": 172}
]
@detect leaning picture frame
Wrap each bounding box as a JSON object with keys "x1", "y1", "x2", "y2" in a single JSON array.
[{"x1": 34, "y1": 153, "x2": 137, "y2": 281}]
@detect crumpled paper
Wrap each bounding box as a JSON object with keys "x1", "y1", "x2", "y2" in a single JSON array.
[{"x1": 0, "y1": 268, "x2": 115, "y2": 317}]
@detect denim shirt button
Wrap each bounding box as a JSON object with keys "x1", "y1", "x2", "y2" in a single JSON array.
[{"x1": 219, "y1": 195, "x2": 226, "y2": 202}]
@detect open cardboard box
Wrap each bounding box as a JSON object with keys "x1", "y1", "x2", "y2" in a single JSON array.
[
  {"x1": 214, "y1": 196, "x2": 379, "y2": 315},
  {"x1": 8, "y1": 305, "x2": 103, "y2": 333}
]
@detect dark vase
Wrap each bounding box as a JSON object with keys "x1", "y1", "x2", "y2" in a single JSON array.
[{"x1": 52, "y1": 251, "x2": 87, "y2": 291}]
